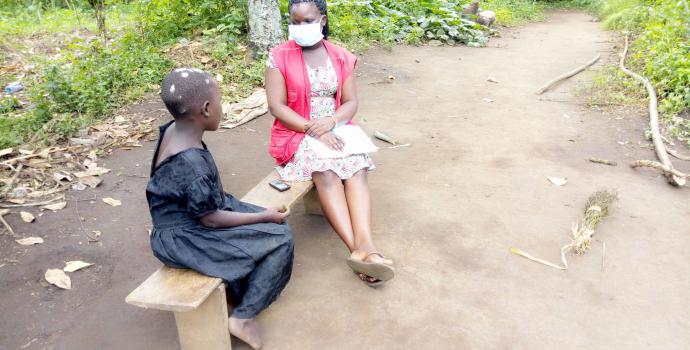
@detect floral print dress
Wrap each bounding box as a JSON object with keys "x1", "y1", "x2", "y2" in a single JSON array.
[{"x1": 267, "y1": 54, "x2": 375, "y2": 181}]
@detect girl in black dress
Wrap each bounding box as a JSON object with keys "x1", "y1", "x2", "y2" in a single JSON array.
[{"x1": 146, "y1": 68, "x2": 292, "y2": 350}]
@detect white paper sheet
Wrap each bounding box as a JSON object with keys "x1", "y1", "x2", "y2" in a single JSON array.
[{"x1": 306, "y1": 125, "x2": 379, "y2": 159}]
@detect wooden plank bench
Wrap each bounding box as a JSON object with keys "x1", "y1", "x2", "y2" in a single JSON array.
[{"x1": 126, "y1": 171, "x2": 321, "y2": 350}]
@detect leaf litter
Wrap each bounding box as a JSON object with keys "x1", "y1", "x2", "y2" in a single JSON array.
[
  {"x1": 64, "y1": 260, "x2": 94, "y2": 272},
  {"x1": 45, "y1": 269, "x2": 71, "y2": 289}
]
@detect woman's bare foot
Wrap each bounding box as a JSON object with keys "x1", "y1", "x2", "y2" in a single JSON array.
[
  {"x1": 350, "y1": 250, "x2": 394, "y2": 266},
  {"x1": 229, "y1": 316, "x2": 263, "y2": 350}
]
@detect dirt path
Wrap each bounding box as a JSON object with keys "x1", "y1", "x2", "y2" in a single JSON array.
[{"x1": 2, "y1": 10, "x2": 689, "y2": 350}]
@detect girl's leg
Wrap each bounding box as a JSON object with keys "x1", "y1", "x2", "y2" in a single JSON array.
[
  {"x1": 343, "y1": 169, "x2": 393, "y2": 265},
  {"x1": 312, "y1": 170, "x2": 356, "y2": 251}
]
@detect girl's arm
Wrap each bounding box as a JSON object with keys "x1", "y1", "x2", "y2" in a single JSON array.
[
  {"x1": 305, "y1": 74, "x2": 358, "y2": 138},
  {"x1": 266, "y1": 68, "x2": 308, "y2": 132},
  {"x1": 200, "y1": 207, "x2": 289, "y2": 229}
]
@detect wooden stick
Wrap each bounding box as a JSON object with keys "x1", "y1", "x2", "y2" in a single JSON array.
[
  {"x1": 619, "y1": 35, "x2": 685, "y2": 186},
  {"x1": 630, "y1": 160, "x2": 688, "y2": 182},
  {"x1": 0, "y1": 163, "x2": 23, "y2": 199},
  {"x1": 535, "y1": 54, "x2": 601, "y2": 95},
  {"x1": 667, "y1": 148, "x2": 690, "y2": 161},
  {"x1": 0, "y1": 214, "x2": 16, "y2": 237},
  {"x1": 587, "y1": 158, "x2": 617, "y2": 166},
  {"x1": 0, "y1": 196, "x2": 65, "y2": 208}
]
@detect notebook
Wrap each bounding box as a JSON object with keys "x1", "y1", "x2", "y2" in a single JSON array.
[{"x1": 306, "y1": 125, "x2": 379, "y2": 159}]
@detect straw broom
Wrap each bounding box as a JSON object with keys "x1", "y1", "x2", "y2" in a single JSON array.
[{"x1": 511, "y1": 189, "x2": 618, "y2": 270}]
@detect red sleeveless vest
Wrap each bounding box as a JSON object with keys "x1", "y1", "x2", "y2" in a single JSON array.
[{"x1": 268, "y1": 40, "x2": 358, "y2": 165}]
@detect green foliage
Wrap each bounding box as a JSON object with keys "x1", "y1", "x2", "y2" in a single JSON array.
[
  {"x1": 484, "y1": 0, "x2": 546, "y2": 25},
  {"x1": 136, "y1": 0, "x2": 248, "y2": 45},
  {"x1": 280, "y1": 0, "x2": 491, "y2": 49},
  {"x1": 590, "y1": 0, "x2": 690, "y2": 145},
  {"x1": 33, "y1": 32, "x2": 173, "y2": 119}
]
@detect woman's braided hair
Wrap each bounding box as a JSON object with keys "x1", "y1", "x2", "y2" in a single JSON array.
[{"x1": 288, "y1": 0, "x2": 329, "y2": 39}]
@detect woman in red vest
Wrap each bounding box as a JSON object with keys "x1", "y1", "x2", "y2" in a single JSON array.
[{"x1": 265, "y1": 0, "x2": 395, "y2": 286}]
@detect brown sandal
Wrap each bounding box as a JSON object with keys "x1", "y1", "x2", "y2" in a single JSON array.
[{"x1": 346, "y1": 252, "x2": 395, "y2": 282}]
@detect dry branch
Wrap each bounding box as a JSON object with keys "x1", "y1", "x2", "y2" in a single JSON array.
[
  {"x1": 667, "y1": 148, "x2": 690, "y2": 161},
  {"x1": 630, "y1": 160, "x2": 688, "y2": 180},
  {"x1": 535, "y1": 54, "x2": 601, "y2": 95},
  {"x1": 619, "y1": 35, "x2": 685, "y2": 186}
]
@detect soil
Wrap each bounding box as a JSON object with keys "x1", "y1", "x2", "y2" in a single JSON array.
[{"x1": 1, "y1": 10, "x2": 689, "y2": 350}]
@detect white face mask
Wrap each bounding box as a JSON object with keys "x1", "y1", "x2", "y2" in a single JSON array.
[{"x1": 288, "y1": 17, "x2": 325, "y2": 47}]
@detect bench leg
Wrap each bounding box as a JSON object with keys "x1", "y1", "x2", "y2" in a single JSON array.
[
  {"x1": 174, "y1": 284, "x2": 231, "y2": 350},
  {"x1": 303, "y1": 187, "x2": 324, "y2": 216}
]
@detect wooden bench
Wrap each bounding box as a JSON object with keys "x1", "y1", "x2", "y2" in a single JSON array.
[{"x1": 126, "y1": 171, "x2": 322, "y2": 350}]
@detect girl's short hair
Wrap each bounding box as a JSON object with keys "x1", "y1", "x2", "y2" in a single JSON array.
[{"x1": 288, "y1": 0, "x2": 330, "y2": 39}]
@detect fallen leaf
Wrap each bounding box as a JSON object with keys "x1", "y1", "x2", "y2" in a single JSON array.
[
  {"x1": 200, "y1": 56, "x2": 211, "y2": 64},
  {"x1": 72, "y1": 182, "x2": 87, "y2": 191},
  {"x1": 546, "y1": 176, "x2": 568, "y2": 186},
  {"x1": 42, "y1": 202, "x2": 67, "y2": 211},
  {"x1": 74, "y1": 166, "x2": 110, "y2": 178},
  {"x1": 79, "y1": 176, "x2": 102, "y2": 188},
  {"x1": 15, "y1": 237, "x2": 44, "y2": 245},
  {"x1": 20, "y1": 211, "x2": 35, "y2": 223},
  {"x1": 53, "y1": 172, "x2": 72, "y2": 182},
  {"x1": 45, "y1": 269, "x2": 71, "y2": 289},
  {"x1": 483, "y1": 97, "x2": 495, "y2": 103},
  {"x1": 7, "y1": 198, "x2": 25, "y2": 204},
  {"x1": 0, "y1": 147, "x2": 12, "y2": 157},
  {"x1": 487, "y1": 76, "x2": 499, "y2": 83},
  {"x1": 0, "y1": 209, "x2": 9, "y2": 216},
  {"x1": 102, "y1": 198, "x2": 122, "y2": 207},
  {"x1": 216, "y1": 73, "x2": 223, "y2": 83},
  {"x1": 63, "y1": 260, "x2": 94, "y2": 272}
]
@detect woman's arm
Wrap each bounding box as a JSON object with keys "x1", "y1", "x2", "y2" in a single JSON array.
[
  {"x1": 265, "y1": 68, "x2": 308, "y2": 132},
  {"x1": 199, "y1": 207, "x2": 289, "y2": 228},
  {"x1": 305, "y1": 74, "x2": 358, "y2": 138}
]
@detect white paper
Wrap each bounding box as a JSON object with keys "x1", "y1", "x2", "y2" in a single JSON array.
[{"x1": 307, "y1": 125, "x2": 378, "y2": 159}]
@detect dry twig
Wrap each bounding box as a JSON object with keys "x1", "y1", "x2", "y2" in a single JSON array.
[{"x1": 535, "y1": 54, "x2": 601, "y2": 95}]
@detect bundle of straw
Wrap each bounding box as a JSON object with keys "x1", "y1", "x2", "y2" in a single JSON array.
[{"x1": 512, "y1": 189, "x2": 618, "y2": 270}]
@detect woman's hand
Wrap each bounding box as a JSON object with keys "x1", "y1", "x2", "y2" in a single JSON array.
[
  {"x1": 305, "y1": 117, "x2": 336, "y2": 138},
  {"x1": 319, "y1": 132, "x2": 345, "y2": 152},
  {"x1": 263, "y1": 206, "x2": 290, "y2": 224}
]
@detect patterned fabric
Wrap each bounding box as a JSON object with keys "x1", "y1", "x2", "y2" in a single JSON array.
[
  {"x1": 267, "y1": 54, "x2": 375, "y2": 181},
  {"x1": 146, "y1": 121, "x2": 294, "y2": 318}
]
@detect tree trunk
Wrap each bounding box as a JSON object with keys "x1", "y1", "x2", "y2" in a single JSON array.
[
  {"x1": 89, "y1": 0, "x2": 107, "y2": 40},
  {"x1": 247, "y1": 0, "x2": 284, "y2": 56}
]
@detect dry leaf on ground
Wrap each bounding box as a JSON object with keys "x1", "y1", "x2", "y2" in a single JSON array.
[
  {"x1": 20, "y1": 211, "x2": 35, "y2": 223},
  {"x1": 42, "y1": 202, "x2": 67, "y2": 211},
  {"x1": 0, "y1": 148, "x2": 13, "y2": 157},
  {"x1": 546, "y1": 176, "x2": 568, "y2": 186},
  {"x1": 64, "y1": 260, "x2": 94, "y2": 272},
  {"x1": 45, "y1": 269, "x2": 71, "y2": 289},
  {"x1": 102, "y1": 197, "x2": 122, "y2": 207},
  {"x1": 15, "y1": 237, "x2": 44, "y2": 245}
]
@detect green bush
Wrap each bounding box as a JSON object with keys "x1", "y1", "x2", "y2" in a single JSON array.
[{"x1": 591, "y1": 0, "x2": 690, "y2": 144}]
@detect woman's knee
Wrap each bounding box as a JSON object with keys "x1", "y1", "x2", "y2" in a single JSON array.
[{"x1": 313, "y1": 170, "x2": 341, "y2": 187}]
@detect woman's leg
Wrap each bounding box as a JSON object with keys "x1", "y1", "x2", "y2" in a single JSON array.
[
  {"x1": 312, "y1": 170, "x2": 356, "y2": 251},
  {"x1": 343, "y1": 169, "x2": 392, "y2": 265}
]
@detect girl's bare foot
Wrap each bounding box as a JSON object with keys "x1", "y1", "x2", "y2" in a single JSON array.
[{"x1": 229, "y1": 316, "x2": 263, "y2": 350}]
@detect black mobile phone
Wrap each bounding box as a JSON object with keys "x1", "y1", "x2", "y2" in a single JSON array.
[{"x1": 269, "y1": 180, "x2": 291, "y2": 192}]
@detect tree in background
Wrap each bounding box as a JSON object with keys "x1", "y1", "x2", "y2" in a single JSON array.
[
  {"x1": 247, "y1": 0, "x2": 284, "y2": 55},
  {"x1": 87, "y1": 0, "x2": 107, "y2": 39}
]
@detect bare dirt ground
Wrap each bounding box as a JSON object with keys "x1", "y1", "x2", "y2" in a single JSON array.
[{"x1": 2, "y1": 10, "x2": 689, "y2": 350}]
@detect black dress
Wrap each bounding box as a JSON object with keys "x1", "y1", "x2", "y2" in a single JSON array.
[{"x1": 146, "y1": 121, "x2": 294, "y2": 318}]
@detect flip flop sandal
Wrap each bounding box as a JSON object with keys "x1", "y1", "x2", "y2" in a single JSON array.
[
  {"x1": 346, "y1": 252, "x2": 395, "y2": 282},
  {"x1": 357, "y1": 272, "x2": 386, "y2": 288}
]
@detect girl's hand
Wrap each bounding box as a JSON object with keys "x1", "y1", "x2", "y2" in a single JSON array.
[
  {"x1": 263, "y1": 206, "x2": 290, "y2": 224},
  {"x1": 305, "y1": 117, "x2": 336, "y2": 138},
  {"x1": 319, "y1": 132, "x2": 345, "y2": 152}
]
